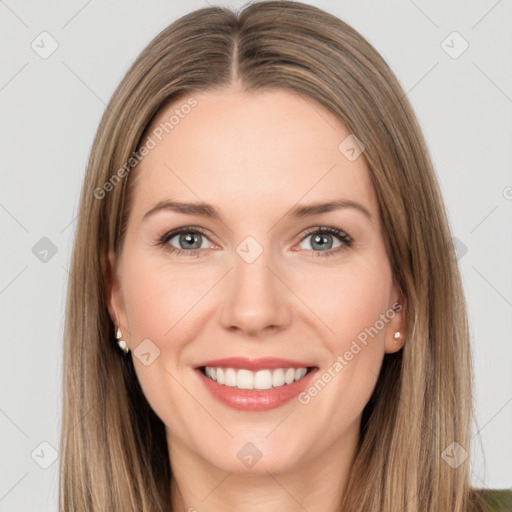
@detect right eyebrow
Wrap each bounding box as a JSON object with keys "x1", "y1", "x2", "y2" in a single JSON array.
[{"x1": 142, "y1": 200, "x2": 221, "y2": 222}]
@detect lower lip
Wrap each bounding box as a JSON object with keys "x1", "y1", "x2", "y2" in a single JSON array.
[{"x1": 196, "y1": 368, "x2": 317, "y2": 412}]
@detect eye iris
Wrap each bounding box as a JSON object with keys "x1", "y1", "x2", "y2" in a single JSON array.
[
  {"x1": 179, "y1": 232, "x2": 202, "y2": 249},
  {"x1": 311, "y1": 233, "x2": 333, "y2": 251}
]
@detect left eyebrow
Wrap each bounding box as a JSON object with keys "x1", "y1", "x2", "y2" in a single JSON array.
[
  {"x1": 286, "y1": 200, "x2": 373, "y2": 222},
  {"x1": 141, "y1": 198, "x2": 373, "y2": 223}
]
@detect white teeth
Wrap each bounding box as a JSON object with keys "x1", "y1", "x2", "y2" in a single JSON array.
[
  {"x1": 203, "y1": 366, "x2": 309, "y2": 390},
  {"x1": 224, "y1": 368, "x2": 237, "y2": 387},
  {"x1": 284, "y1": 368, "x2": 295, "y2": 384},
  {"x1": 295, "y1": 368, "x2": 307, "y2": 380},
  {"x1": 254, "y1": 370, "x2": 273, "y2": 390},
  {"x1": 237, "y1": 369, "x2": 253, "y2": 389},
  {"x1": 272, "y1": 368, "x2": 285, "y2": 387}
]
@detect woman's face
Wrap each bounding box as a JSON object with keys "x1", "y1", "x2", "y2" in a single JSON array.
[{"x1": 108, "y1": 87, "x2": 405, "y2": 474}]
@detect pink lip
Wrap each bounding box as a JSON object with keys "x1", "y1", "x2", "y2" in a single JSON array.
[
  {"x1": 194, "y1": 360, "x2": 318, "y2": 412},
  {"x1": 194, "y1": 357, "x2": 315, "y2": 371}
]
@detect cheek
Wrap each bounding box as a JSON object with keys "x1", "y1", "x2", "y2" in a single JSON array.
[
  {"x1": 296, "y1": 259, "x2": 392, "y2": 415},
  {"x1": 291, "y1": 257, "x2": 392, "y2": 408},
  {"x1": 119, "y1": 254, "x2": 214, "y2": 440},
  {"x1": 291, "y1": 256, "x2": 393, "y2": 349},
  {"x1": 290, "y1": 272, "x2": 391, "y2": 454},
  {"x1": 121, "y1": 254, "x2": 219, "y2": 343}
]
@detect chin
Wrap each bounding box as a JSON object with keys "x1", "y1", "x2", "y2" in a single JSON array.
[{"x1": 194, "y1": 436, "x2": 308, "y2": 475}]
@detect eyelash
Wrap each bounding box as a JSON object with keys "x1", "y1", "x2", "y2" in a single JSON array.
[{"x1": 155, "y1": 226, "x2": 353, "y2": 258}]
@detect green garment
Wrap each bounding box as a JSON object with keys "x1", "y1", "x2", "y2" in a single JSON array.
[{"x1": 479, "y1": 489, "x2": 512, "y2": 511}]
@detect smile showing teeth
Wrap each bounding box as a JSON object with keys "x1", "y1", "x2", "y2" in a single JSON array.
[{"x1": 203, "y1": 367, "x2": 308, "y2": 390}]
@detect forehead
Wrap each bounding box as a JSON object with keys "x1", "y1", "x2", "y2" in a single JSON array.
[{"x1": 130, "y1": 88, "x2": 378, "y2": 223}]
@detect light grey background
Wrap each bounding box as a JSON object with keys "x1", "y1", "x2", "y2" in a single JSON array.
[{"x1": 1, "y1": 0, "x2": 511, "y2": 510}]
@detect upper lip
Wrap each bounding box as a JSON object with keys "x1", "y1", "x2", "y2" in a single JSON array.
[{"x1": 194, "y1": 357, "x2": 316, "y2": 371}]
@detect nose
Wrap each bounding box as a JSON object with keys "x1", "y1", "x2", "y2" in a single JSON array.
[{"x1": 219, "y1": 241, "x2": 292, "y2": 336}]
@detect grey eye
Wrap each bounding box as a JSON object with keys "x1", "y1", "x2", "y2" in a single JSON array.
[
  {"x1": 300, "y1": 232, "x2": 342, "y2": 251},
  {"x1": 168, "y1": 231, "x2": 209, "y2": 250}
]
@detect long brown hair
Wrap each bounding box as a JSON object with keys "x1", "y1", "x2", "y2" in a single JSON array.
[{"x1": 59, "y1": 2, "x2": 486, "y2": 510}]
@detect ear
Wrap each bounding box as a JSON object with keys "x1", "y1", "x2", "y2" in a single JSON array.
[
  {"x1": 384, "y1": 284, "x2": 407, "y2": 354},
  {"x1": 102, "y1": 249, "x2": 130, "y2": 347}
]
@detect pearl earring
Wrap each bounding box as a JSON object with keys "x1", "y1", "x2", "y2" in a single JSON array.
[
  {"x1": 393, "y1": 331, "x2": 401, "y2": 344},
  {"x1": 116, "y1": 328, "x2": 130, "y2": 354}
]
